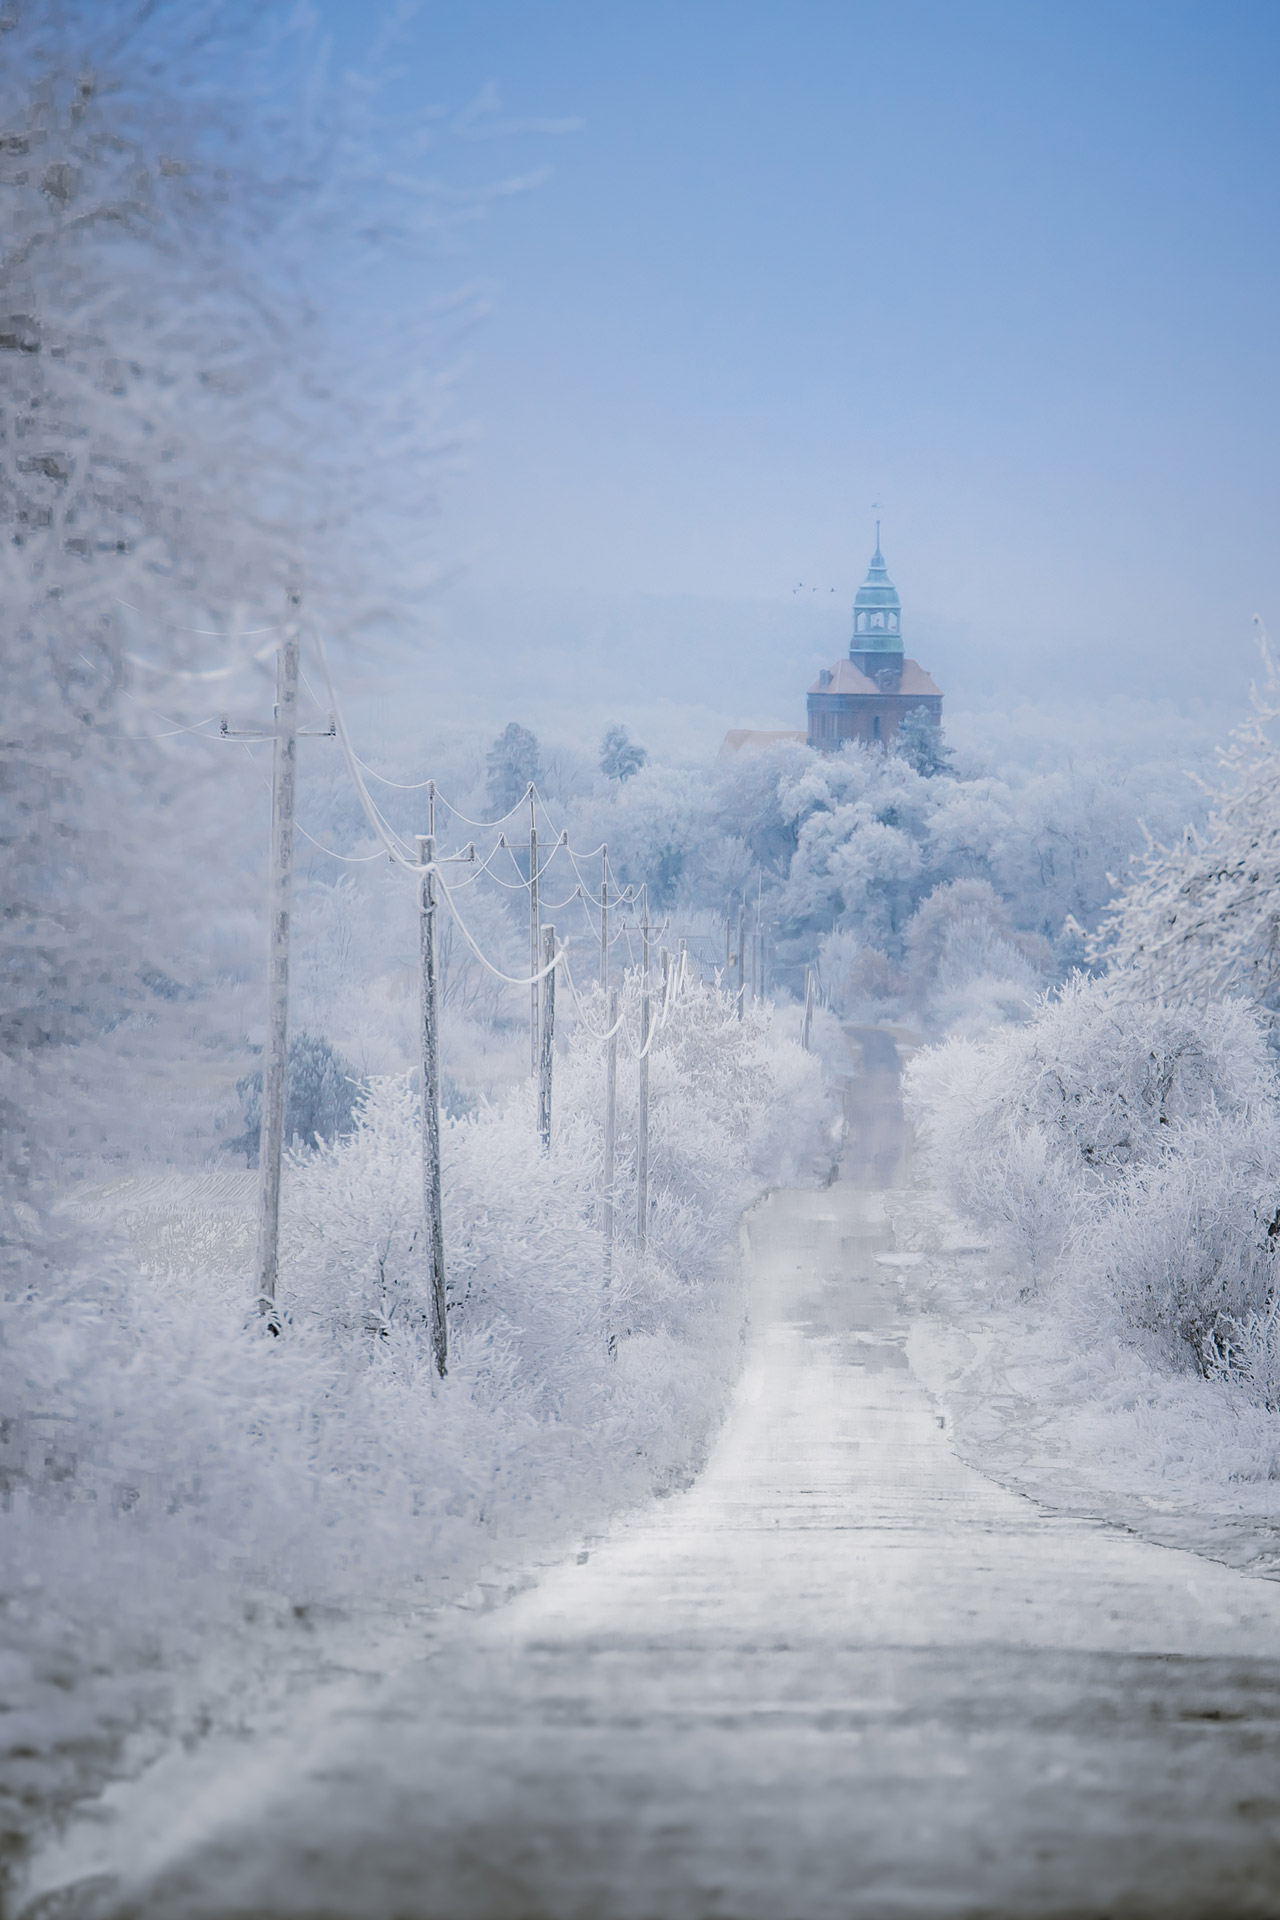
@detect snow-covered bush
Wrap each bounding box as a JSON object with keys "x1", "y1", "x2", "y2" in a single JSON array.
[
  {"x1": 1071, "y1": 1115, "x2": 1280, "y2": 1402},
  {"x1": 906, "y1": 975, "x2": 1277, "y2": 1288},
  {"x1": 6, "y1": 974, "x2": 831, "y2": 1627}
]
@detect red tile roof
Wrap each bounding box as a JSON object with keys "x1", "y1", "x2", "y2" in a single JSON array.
[
  {"x1": 808, "y1": 659, "x2": 877, "y2": 695},
  {"x1": 808, "y1": 656, "x2": 941, "y2": 697}
]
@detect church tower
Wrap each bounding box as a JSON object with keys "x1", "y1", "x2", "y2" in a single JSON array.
[
  {"x1": 806, "y1": 528, "x2": 943, "y2": 751},
  {"x1": 849, "y1": 524, "x2": 904, "y2": 688}
]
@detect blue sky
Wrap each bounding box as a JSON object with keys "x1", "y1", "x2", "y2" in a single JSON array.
[{"x1": 320, "y1": 1, "x2": 1280, "y2": 736}]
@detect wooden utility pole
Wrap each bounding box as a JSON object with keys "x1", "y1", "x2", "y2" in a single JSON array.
[
  {"x1": 603, "y1": 985, "x2": 618, "y2": 1283},
  {"x1": 538, "y1": 923, "x2": 556, "y2": 1151},
  {"x1": 220, "y1": 587, "x2": 334, "y2": 1328},
  {"x1": 416, "y1": 835, "x2": 448, "y2": 1377},
  {"x1": 528, "y1": 787, "x2": 540, "y2": 1079},
  {"x1": 637, "y1": 892, "x2": 651, "y2": 1254},
  {"x1": 253, "y1": 614, "x2": 299, "y2": 1326},
  {"x1": 600, "y1": 847, "x2": 609, "y2": 989}
]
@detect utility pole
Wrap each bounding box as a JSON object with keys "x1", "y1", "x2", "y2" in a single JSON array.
[
  {"x1": 416, "y1": 835, "x2": 448, "y2": 1377},
  {"x1": 637, "y1": 889, "x2": 650, "y2": 1254},
  {"x1": 538, "y1": 923, "x2": 556, "y2": 1151},
  {"x1": 528, "y1": 787, "x2": 539, "y2": 1080},
  {"x1": 600, "y1": 846, "x2": 609, "y2": 990},
  {"x1": 255, "y1": 617, "x2": 298, "y2": 1327},
  {"x1": 803, "y1": 964, "x2": 815, "y2": 1051},
  {"x1": 736, "y1": 903, "x2": 746, "y2": 1020},
  {"x1": 220, "y1": 582, "x2": 332, "y2": 1329},
  {"x1": 603, "y1": 985, "x2": 618, "y2": 1285}
]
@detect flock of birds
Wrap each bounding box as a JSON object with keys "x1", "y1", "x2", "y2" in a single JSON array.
[{"x1": 792, "y1": 583, "x2": 839, "y2": 594}]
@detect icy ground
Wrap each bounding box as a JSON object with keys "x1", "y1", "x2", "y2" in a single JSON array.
[{"x1": 14, "y1": 1040, "x2": 1280, "y2": 1918}]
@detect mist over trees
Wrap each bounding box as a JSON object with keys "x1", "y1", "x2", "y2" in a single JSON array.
[{"x1": 4, "y1": 1, "x2": 1278, "y2": 1886}]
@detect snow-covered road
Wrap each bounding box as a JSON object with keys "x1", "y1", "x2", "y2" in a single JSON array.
[{"x1": 20, "y1": 1039, "x2": 1280, "y2": 1918}]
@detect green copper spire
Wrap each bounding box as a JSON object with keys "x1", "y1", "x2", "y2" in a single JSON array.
[{"x1": 850, "y1": 526, "x2": 903, "y2": 656}]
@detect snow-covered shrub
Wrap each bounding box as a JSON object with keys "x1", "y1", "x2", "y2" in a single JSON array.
[
  {"x1": 6, "y1": 974, "x2": 831, "y2": 1637},
  {"x1": 1071, "y1": 1115, "x2": 1280, "y2": 1398},
  {"x1": 282, "y1": 968, "x2": 833, "y2": 1432},
  {"x1": 905, "y1": 975, "x2": 1276, "y2": 1283}
]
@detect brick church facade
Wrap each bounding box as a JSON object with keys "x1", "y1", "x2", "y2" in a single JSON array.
[{"x1": 806, "y1": 528, "x2": 943, "y2": 752}]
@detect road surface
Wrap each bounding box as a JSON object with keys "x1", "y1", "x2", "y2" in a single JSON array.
[{"x1": 19, "y1": 1034, "x2": 1280, "y2": 1918}]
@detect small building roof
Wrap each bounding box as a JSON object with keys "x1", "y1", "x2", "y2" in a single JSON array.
[{"x1": 720, "y1": 728, "x2": 807, "y2": 756}]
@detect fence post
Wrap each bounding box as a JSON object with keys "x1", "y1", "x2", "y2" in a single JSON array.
[
  {"x1": 254, "y1": 600, "x2": 300, "y2": 1329},
  {"x1": 538, "y1": 923, "x2": 556, "y2": 1151},
  {"x1": 600, "y1": 846, "x2": 609, "y2": 989},
  {"x1": 416, "y1": 834, "x2": 448, "y2": 1378},
  {"x1": 528, "y1": 787, "x2": 540, "y2": 1080},
  {"x1": 603, "y1": 985, "x2": 618, "y2": 1285}
]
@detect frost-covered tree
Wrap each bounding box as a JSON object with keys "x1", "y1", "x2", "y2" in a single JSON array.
[
  {"x1": 894, "y1": 707, "x2": 953, "y2": 777},
  {"x1": 600, "y1": 722, "x2": 648, "y2": 782},
  {"x1": 0, "y1": 1, "x2": 535, "y2": 1250},
  {"x1": 1090, "y1": 631, "x2": 1280, "y2": 1026},
  {"x1": 227, "y1": 1033, "x2": 361, "y2": 1166},
  {"x1": 486, "y1": 721, "x2": 542, "y2": 817}
]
